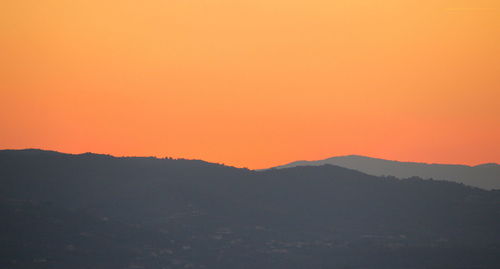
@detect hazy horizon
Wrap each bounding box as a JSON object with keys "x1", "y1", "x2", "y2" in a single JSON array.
[
  {"x1": 1, "y1": 148, "x2": 498, "y2": 170},
  {"x1": 2, "y1": 1, "x2": 499, "y2": 268},
  {"x1": 1, "y1": 0, "x2": 499, "y2": 169}
]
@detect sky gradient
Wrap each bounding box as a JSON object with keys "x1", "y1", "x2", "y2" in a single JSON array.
[{"x1": 1, "y1": 0, "x2": 499, "y2": 168}]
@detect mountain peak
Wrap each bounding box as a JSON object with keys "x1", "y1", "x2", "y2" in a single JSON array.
[{"x1": 273, "y1": 155, "x2": 499, "y2": 190}]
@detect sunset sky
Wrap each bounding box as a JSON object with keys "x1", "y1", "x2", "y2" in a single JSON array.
[{"x1": 1, "y1": 0, "x2": 499, "y2": 168}]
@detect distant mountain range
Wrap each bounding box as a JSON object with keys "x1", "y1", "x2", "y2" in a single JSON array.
[
  {"x1": 272, "y1": 155, "x2": 500, "y2": 190},
  {"x1": 1, "y1": 149, "x2": 500, "y2": 269}
]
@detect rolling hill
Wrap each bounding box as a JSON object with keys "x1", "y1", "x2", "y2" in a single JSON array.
[
  {"x1": 1, "y1": 149, "x2": 499, "y2": 269},
  {"x1": 272, "y1": 155, "x2": 500, "y2": 190}
]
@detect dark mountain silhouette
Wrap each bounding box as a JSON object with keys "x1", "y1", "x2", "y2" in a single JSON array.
[
  {"x1": 272, "y1": 155, "x2": 500, "y2": 190},
  {"x1": 1, "y1": 149, "x2": 500, "y2": 269}
]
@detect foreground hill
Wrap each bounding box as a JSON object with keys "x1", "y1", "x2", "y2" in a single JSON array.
[
  {"x1": 1, "y1": 149, "x2": 499, "y2": 269},
  {"x1": 272, "y1": 155, "x2": 500, "y2": 190}
]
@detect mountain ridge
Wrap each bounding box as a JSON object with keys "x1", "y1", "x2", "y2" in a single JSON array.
[
  {"x1": 272, "y1": 155, "x2": 500, "y2": 190},
  {"x1": 1, "y1": 149, "x2": 500, "y2": 268},
  {"x1": 283, "y1": 154, "x2": 498, "y2": 168}
]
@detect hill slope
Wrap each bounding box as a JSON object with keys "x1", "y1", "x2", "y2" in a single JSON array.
[
  {"x1": 272, "y1": 155, "x2": 500, "y2": 190},
  {"x1": 1, "y1": 149, "x2": 500, "y2": 269}
]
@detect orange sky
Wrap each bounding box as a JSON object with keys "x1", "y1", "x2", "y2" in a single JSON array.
[{"x1": 1, "y1": 0, "x2": 499, "y2": 168}]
